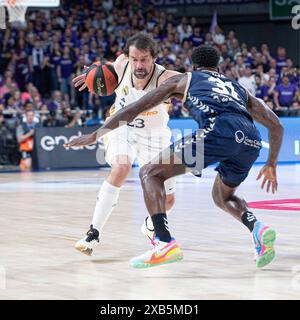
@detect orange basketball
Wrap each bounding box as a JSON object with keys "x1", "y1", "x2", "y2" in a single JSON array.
[{"x1": 85, "y1": 62, "x2": 118, "y2": 96}]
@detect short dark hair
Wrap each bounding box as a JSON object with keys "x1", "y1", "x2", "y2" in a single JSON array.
[
  {"x1": 123, "y1": 32, "x2": 157, "y2": 58},
  {"x1": 191, "y1": 45, "x2": 220, "y2": 69}
]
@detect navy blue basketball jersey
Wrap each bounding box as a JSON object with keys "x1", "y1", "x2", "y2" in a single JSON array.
[{"x1": 184, "y1": 70, "x2": 252, "y2": 126}]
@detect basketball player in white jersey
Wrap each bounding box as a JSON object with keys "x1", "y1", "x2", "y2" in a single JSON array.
[{"x1": 71, "y1": 33, "x2": 180, "y2": 255}]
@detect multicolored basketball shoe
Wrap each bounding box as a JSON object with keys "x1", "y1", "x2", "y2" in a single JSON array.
[
  {"x1": 141, "y1": 217, "x2": 155, "y2": 245},
  {"x1": 130, "y1": 238, "x2": 183, "y2": 269},
  {"x1": 251, "y1": 221, "x2": 276, "y2": 268},
  {"x1": 75, "y1": 225, "x2": 99, "y2": 256}
]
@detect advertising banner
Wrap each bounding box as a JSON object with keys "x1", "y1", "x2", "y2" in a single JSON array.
[
  {"x1": 32, "y1": 117, "x2": 300, "y2": 170},
  {"x1": 33, "y1": 126, "x2": 106, "y2": 170},
  {"x1": 168, "y1": 117, "x2": 300, "y2": 163}
]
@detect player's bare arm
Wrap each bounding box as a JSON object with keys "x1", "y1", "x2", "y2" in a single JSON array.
[
  {"x1": 157, "y1": 69, "x2": 181, "y2": 86},
  {"x1": 72, "y1": 54, "x2": 128, "y2": 91},
  {"x1": 64, "y1": 73, "x2": 187, "y2": 148},
  {"x1": 246, "y1": 93, "x2": 284, "y2": 193},
  {"x1": 98, "y1": 73, "x2": 187, "y2": 132}
]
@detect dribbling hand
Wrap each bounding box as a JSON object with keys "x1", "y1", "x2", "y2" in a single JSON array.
[
  {"x1": 256, "y1": 164, "x2": 278, "y2": 194},
  {"x1": 72, "y1": 66, "x2": 89, "y2": 91}
]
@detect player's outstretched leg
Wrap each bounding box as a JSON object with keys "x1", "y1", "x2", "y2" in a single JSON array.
[
  {"x1": 131, "y1": 152, "x2": 188, "y2": 268},
  {"x1": 212, "y1": 174, "x2": 276, "y2": 268}
]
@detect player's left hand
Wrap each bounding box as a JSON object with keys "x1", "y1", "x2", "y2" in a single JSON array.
[
  {"x1": 256, "y1": 164, "x2": 278, "y2": 194},
  {"x1": 72, "y1": 66, "x2": 89, "y2": 91}
]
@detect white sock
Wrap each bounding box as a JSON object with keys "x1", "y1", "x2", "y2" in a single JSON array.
[
  {"x1": 92, "y1": 180, "x2": 120, "y2": 232},
  {"x1": 146, "y1": 209, "x2": 171, "y2": 230}
]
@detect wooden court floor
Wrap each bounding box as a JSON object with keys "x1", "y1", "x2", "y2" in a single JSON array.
[{"x1": 0, "y1": 164, "x2": 299, "y2": 300}]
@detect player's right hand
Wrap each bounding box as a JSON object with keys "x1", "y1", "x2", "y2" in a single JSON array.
[
  {"x1": 256, "y1": 164, "x2": 278, "y2": 194},
  {"x1": 72, "y1": 66, "x2": 89, "y2": 91},
  {"x1": 63, "y1": 133, "x2": 97, "y2": 148}
]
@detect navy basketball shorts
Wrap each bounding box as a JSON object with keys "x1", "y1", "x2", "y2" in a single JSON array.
[{"x1": 171, "y1": 114, "x2": 262, "y2": 188}]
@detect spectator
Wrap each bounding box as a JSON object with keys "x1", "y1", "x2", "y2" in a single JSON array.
[
  {"x1": 235, "y1": 55, "x2": 246, "y2": 76},
  {"x1": 12, "y1": 90, "x2": 24, "y2": 111},
  {"x1": 220, "y1": 44, "x2": 231, "y2": 61},
  {"x1": 39, "y1": 103, "x2": 49, "y2": 124},
  {"x1": 261, "y1": 43, "x2": 272, "y2": 63},
  {"x1": 41, "y1": 55, "x2": 52, "y2": 98},
  {"x1": 276, "y1": 46, "x2": 288, "y2": 74},
  {"x1": 228, "y1": 38, "x2": 240, "y2": 59},
  {"x1": 0, "y1": 76, "x2": 18, "y2": 100},
  {"x1": 32, "y1": 94, "x2": 44, "y2": 111},
  {"x1": 290, "y1": 101, "x2": 300, "y2": 116},
  {"x1": 47, "y1": 90, "x2": 63, "y2": 112},
  {"x1": 29, "y1": 39, "x2": 45, "y2": 94},
  {"x1": 16, "y1": 109, "x2": 38, "y2": 171},
  {"x1": 189, "y1": 25, "x2": 205, "y2": 47},
  {"x1": 255, "y1": 64, "x2": 268, "y2": 84},
  {"x1": 266, "y1": 100, "x2": 275, "y2": 111},
  {"x1": 0, "y1": 109, "x2": 19, "y2": 165},
  {"x1": 274, "y1": 75, "x2": 299, "y2": 116},
  {"x1": 14, "y1": 38, "x2": 30, "y2": 91},
  {"x1": 226, "y1": 30, "x2": 236, "y2": 49},
  {"x1": 21, "y1": 82, "x2": 40, "y2": 103},
  {"x1": 57, "y1": 46, "x2": 73, "y2": 103},
  {"x1": 255, "y1": 75, "x2": 268, "y2": 101},
  {"x1": 61, "y1": 107, "x2": 82, "y2": 128},
  {"x1": 156, "y1": 47, "x2": 175, "y2": 66},
  {"x1": 204, "y1": 32, "x2": 214, "y2": 46},
  {"x1": 177, "y1": 17, "x2": 192, "y2": 42},
  {"x1": 43, "y1": 110, "x2": 64, "y2": 127},
  {"x1": 267, "y1": 76, "x2": 277, "y2": 101},
  {"x1": 269, "y1": 59, "x2": 278, "y2": 75},
  {"x1": 238, "y1": 66, "x2": 256, "y2": 96},
  {"x1": 212, "y1": 25, "x2": 225, "y2": 47},
  {"x1": 49, "y1": 42, "x2": 61, "y2": 91}
]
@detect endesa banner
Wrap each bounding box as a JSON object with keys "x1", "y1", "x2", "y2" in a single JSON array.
[
  {"x1": 168, "y1": 117, "x2": 300, "y2": 164},
  {"x1": 151, "y1": 0, "x2": 260, "y2": 6},
  {"x1": 32, "y1": 126, "x2": 107, "y2": 170},
  {"x1": 33, "y1": 117, "x2": 299, "y2": 170}
]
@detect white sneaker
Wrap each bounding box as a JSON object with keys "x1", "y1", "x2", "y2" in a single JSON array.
[
  {"x1": 130, "y1": 238, "x2": 183, "y2": 269},
  {"x1": 75, "y1": 225, "x2": 99, "y2": 256},
  {"x1": 141, "y1": 217, "x2": 155, "y2": 244}
]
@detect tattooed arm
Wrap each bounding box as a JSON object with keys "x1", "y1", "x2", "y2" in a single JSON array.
[
  {"x1": 96, "y1": 73, "x2": 187, "y2": 132},
  {"x1": 64, "y1": 74, "x2": 187, "y2": 148}
]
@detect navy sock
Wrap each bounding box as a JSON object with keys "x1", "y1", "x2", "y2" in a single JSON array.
[
  {"x1": 151, "y1": 213, "x2": 172, "y2": 242},
  {"x1": 241, "y1": 211, "x2": 258, "y2": 232}
]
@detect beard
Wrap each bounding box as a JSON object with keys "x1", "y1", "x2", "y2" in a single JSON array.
[{"x1": 133, "y1": 68, "x2": 151, "y2": 79}]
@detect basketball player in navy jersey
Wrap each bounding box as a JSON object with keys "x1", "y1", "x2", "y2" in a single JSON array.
[{"x1": 65, "y1": 46, "x2": 283, "y2": 269}]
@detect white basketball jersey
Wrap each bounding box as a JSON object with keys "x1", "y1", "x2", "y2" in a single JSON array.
[{"x1": 112, "y1": 62, "x2": 170, "y2": 134}]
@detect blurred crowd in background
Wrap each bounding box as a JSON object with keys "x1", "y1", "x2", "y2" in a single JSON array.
[{"x1": 0, "y1": 0, "x2": 299, "y2": 167}]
